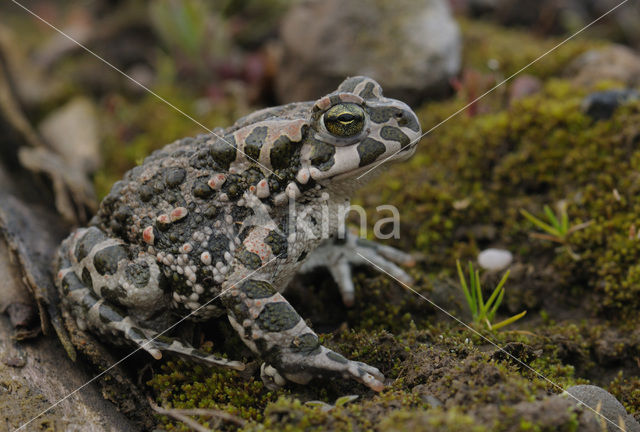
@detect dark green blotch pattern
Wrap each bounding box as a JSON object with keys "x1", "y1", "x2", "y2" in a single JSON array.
[
  {"x1": 359, "y1": 82, "x2": 377, "y2": 100},
  {"x1": 309, "y1": 137, "x2": 336, "y2": 171},
  {"x1": 337, "y1": 76, "x2": 364, "y2": 93},
  {"x1": 192, "y1": 177, "x2": 214, "y2": 198},
  {"x1": 270, "y1": 136, "x2": 296, "y2": 170},
  {"x1": 291, "y1": 333, "x2": 321, "y2": 355},
  {"x1": 102, "y1": 285, "x2": 127, "y2": 304},
  {"x1": 398, "y1": 111, "x2": 420, "y2": 132},
  {"x1": 381, "y1": 126, "x2": 410, "y2": 148},
  {"x1": 154, "y1": 335, "x2": 174, "y2": 349},
  {"x1": 203, "y1": 204, "x2": 218, "y2": 218},
  {"x1": 245, "y1": 126, "x2": 268, "y2": 160},
  {"x1": 208, "y1": 233, "x2": 230, "y2": 263},
  {"x1": 125, "y1": 262, "x2": 151, "y2": 288},
  {"x1": 74, "y1": 228, "x2": 108, "y2": 261},
  {"x1": 357, "y1": 138, "x2": 386, "y2": 167},
  {"x1": 237, "y1": 248, "x2": 262, "y2": 270},
  {"x1": 164, "y1": 167, "x2": 186, "y2": 187},
  {"x1": 264, "y1": 230, "x2": 288, "y2": 258},
  {"x1": 169, "y1": 272, "x2": 194, "y2": 296},
  {"x1": 98, "y1": 302, "x2": 125, "y2": 324},
  {"x1": 110, "y1": 206, "x2": 133, "y2": 237},
  {"x1": 93, "y1": 245, "x2": 127, "y2": 275},
  {"x1": 81, "y1": 267, "x2": 93, "y2": 290},
  {"x1": 367, "y1": 106, "x2": 404, "y2": 124},
  {"x1": 257, "y1": 302, "x2": 301, "y2": 332},
  {"x1": 327, "y1": 351, "x2": 349, "y2": 364},
  {"x1": 61, "y1": 272, "x2": 84, "y2": 294},
  {"x1": 242, "y1": 280, "x2": 276, "y2": 299},
  {"x1": 231, "y1": 205, "x2": 253, "y2": 225},
  {"x1": 222, "y1": 174, "x2": 244, "y2": 200},
  {"x1": 209, "y1": 134, "x2": 237, "y2": 170}
]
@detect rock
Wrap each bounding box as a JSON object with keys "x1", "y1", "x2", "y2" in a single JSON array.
[
  {"x1": 564, "y1": 385, "x2": 640, "y2": 432},
  {"x1": 461, "y1": 0, "x2": 640, "y2": 48},
  {"x1": 411, "y1": 384, "x2": 443, "y2": 407},
  {"x1": 477, "y1": 248, "x2": 513, "y2": 271},
  {"x1": 508, "y1": 396, "x2": 603, "y2": 432},
  {"x1": 509, "y1": 75, "x2": 542, "y2": 103},
  {"x1": 39, "y1": 97, "x2": 101, "y2": 175},
  {"x1": 565, "y1": 45, "x2": 640, "y2": 88},
  {"x1": 0, "y1": 39, "x2": 97, "y2": 224},
  {"x1": 581, "y1": 89, "x2": 640, "y2": 120},
  {"x1": 276, "y1": 0, "x2": 461, "y2": 105}
]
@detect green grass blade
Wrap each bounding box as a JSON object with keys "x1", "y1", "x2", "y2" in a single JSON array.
[
  {"x1": 560, "y1": 203, "x2": 569, "y2": 234},
  {"x1": 467, "y1": 262, "x2": 478, "y2": 315},
  {"x1": 543, "y1": 205, "x2": 563, "y2": 233},
  {"x1": 487, "y1": 287, "x2": 505, "y2": 321},
  {"x1": 484, "y1": 269, "x2": 510, "y2": 312},
  {"x1": 520, "y1": 209, "x2": 561, "y2": 237},
  {"x1": 491, "y1": 310, "x2": 527, "y2": 331},
  {"x1": 495, "y1": 269, "x2": 510, "y2": 292},
  {"x1": 457, "y1": 260, "x2": 476, "y2": 317},
  {"x1": 485, "y1": 270, "x2": 509, "y2": 319},
  {"x1": 474, "y1": 269, "x2": 485, "y2": 317}
]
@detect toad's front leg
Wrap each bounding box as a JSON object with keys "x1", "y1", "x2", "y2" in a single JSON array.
[
  {"x1": 299, "y1": 230, "x2": 415, "y2": 306},
  {"x1": 221, "y1": 278, "x2": 384, "y2": 391}
]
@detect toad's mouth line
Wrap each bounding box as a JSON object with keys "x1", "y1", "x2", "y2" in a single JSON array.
[
  {"x1": 355, "y1": 0, "x2": 631, "y2": 181},
  {"x1": 356, "y1": 252, "x2": 625, "y2": 432}
]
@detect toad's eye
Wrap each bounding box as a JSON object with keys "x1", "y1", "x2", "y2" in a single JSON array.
[{"x1": 323, "y1": 103, "x2": 365, "y2": 137}]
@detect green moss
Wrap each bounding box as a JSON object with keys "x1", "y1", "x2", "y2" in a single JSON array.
[
  {"x1": 459, "y1": 18, "x2": 604, "y2": 79},
  {"x1": 379, "y1": 407, "x2": 487, "y2": 432},
  {"x1": 147, "y1": 359, "x2": 288, "y2": 430},
  {"x1": 608, "y1": 372, "x2": 640, "y2": 417},
  {"x1": 360, "y1": 76, "x2": 640, "y2": 321}
]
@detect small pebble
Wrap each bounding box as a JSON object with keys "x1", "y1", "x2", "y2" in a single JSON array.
[
  {"x1": 477, "y1": 248, "x2": 513, "y2": 271},
  {"x1": 564, "y1": 385, "x2": 640, "y2": 432}
]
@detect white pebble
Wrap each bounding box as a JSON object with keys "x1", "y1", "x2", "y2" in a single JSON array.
[{"x1": 478, "y1": 248, "x2": 513, "y2": 271}]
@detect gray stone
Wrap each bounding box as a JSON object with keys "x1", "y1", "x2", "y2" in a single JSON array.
[
  {"x1": 565, "y1": 385, "x2": 640, "y2": 432},
  {"x1": 581, "y1": 89, "x2": 640, "y2": 121},
  {"x1": 38, "y1": 97, "x2": 101, "y2": 175},
  {"x1": 276, "y1": 0, "x2": 461, "y2": 105},
  {"x1": 565, "y1": 45, "x2": 640, "y2": 88}
]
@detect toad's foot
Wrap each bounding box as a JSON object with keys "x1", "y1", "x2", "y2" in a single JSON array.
[
  {"x1": 222, "y1": 275, "x2": 385, "y2": 391},
  {"x1": 260, "y1": 346, "x2": 385, "y2": 392},
  {"x1": 299, "y1": 232, "x2": 415, "y2": 306}
]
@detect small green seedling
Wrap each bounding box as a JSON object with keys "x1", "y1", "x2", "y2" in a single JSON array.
[
  {"x1": 520, "y1": 202, "x2": 592, "y2": 259},
  {"x1": 456, "y1": 260, "x2": 526, "y2": 331},
  {"x1": 306, "y1": 395, "x2": 359, "y2": 412}
]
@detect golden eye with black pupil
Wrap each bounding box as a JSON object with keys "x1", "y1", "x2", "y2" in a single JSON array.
[{"x1": 323, "y1": 103, "x2": 365, "y2": 137}]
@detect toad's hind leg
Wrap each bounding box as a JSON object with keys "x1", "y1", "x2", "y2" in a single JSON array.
[
  {"x1": 55, "y1": 227, "x2": 244, "y2": 371},
  {"x1": 222, "y1": 278, "x2": 384, "y2": 391}
]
